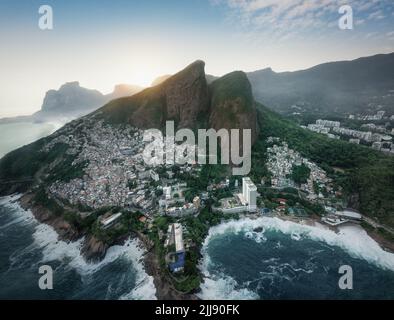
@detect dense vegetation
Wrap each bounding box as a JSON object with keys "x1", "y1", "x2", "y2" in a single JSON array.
[
  {"x1": 248, "y1": 52, "x2": 394, "y2": 115},
  {"x1": 255, "y1": 103, "x2": 394, "y2": 228},
  {"x1": 210, "y1": 71, "x2": 254, "y2": 115},
  {"x1": 0, "y1": 139, "x2": 64, "y2": 181},
  {"x1": 289, "y1": 164, "x2": 311, "y2": 184}
]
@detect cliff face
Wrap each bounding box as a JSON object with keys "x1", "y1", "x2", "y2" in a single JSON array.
[
  {"x1": 162, "y1": 60, "x2": 209, "y2": 128},
  {"x1": 97, "y1": 60, "x2": 257, "y2": 139},
  {"x1": 208, "y1": 71, "x2": 258, "y2": 145},
  {"x1": 40, "y1": 81, "x2": 105, "y2": 115},
  {"x1": 31, "y1": 82, "x2": 143, "y2": 122},
  {"x1": 98, "y1": 60, "x2": 210, "y2": 131}
]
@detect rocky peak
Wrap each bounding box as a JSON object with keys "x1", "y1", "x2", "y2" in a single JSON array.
[
  {"x1": 60, "y1": 81, "x2": 81, "y2": 89},
  {"x1": 162, "y1": 60, "x2": 209, "y2": 128},
  {"x1": 97, "y1": 60, "x2": 257, "y2": 144},
  {"x1": 98, "y1": 60, "x2": 210, "y2": 130},
  {"x1": 41, "y1": 82, "x2": 104, "y2": 113},
  {"x1": 209, "y1": 70, "x2": 259, "y2": 145}
]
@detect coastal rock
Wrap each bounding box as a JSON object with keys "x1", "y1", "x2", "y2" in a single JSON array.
[
  {"x1": 19, "y1": 193, "x2": 81, "y2": 241},
  {"x1": 81, "y1": 235, "x2": 108, "y2": 262},
  {"x1": 253, "y1": 227, "x2": 264, "y2": 233},
  {"x1": 143, "y1": 250, "x2": 199, "y2": 300}
]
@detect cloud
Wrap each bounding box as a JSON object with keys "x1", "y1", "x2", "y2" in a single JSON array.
[
  {"x1": 367, "y1": 9, "x2": 385, "y2": 20},
  {"x1": 212, "y1": 0, "x2": 394, "y2": 42},
  {"x1": 387, "y1": 31, "x2": 394, "y2": 41}
]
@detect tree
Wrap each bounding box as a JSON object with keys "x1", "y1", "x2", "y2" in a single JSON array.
[{"x1": 289, "y1": 164, "x2": 311, "y2": 184}]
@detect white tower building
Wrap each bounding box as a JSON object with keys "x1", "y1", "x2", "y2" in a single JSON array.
[{"x1": 242, "y1": 177, "x2": 257, "y2": 212}]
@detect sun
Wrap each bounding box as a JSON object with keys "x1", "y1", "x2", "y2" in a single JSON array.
[
  {"x1": 128, "y1": 62, "x2": 169, "y2": 88},
  {"x1": 129, "y1": 70, "x2": 156, "y2": 87}
]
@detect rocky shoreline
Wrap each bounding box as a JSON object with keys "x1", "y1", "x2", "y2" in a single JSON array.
[
  {"x1": 142, "y1": 247, "x2": 199, "y2": 300},
  {"x1": 19, "y1": 193, "x2": 81, "y2": 241},
  {"x1": 12, "y1": 193, "x2": 394, "y2": 299},
  {"x1": 271, "y1": 212, "x2": 394, "y2": 253},
  {"x1": 16, "y1": 192, "x2": 199, "y2": 300}
]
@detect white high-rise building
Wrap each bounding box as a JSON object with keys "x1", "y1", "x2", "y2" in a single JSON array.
[
  {"x1": 163, "y1": 186, "x2": 172, "y2": 200},
  {"x1": 242, "y1": 177, "x2": 257, "y2": 212}
]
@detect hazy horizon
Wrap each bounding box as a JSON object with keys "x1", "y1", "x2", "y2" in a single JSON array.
[{"x1": 1, "y1": 0, "x2": 394, "y2": 117}]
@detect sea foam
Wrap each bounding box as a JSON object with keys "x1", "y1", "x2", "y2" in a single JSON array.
[
  {"x1": 198, "y1": 217, "x2": 394, "y2": 300},
  {"x1": 0, "y1": 195, "x2": 157, "y2": 300}
]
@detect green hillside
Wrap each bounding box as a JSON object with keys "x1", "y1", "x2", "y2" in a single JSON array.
[
  {"x1": 96, "y1": 85, "x2": 166, "y2": 128},
  {"x1": 208, "y1": 71, "x2": 258, "y2": 142},
  {"x1": 210, "y1": 71, "x2": 254, "y2": 114},
  {"x1": 253, "y1": 103, "x2": 394, "y2": 228},
  {"x1": 0, "y1": 63, "x2": 392, "y2": 232}
]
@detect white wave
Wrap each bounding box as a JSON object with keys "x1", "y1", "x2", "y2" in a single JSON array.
[
  {"x1": 0, "y1": 195, "x2": 36, "y2": 227},
  {"x1": 203, "y1": 217, "x2": 394, "y2": 271},
  {"x1": 290, "y1": 232, "x2": 302, "y2": 241},
  {"x1": 1, "y1": 196, "x2": 156, "y2": 299},
  {"x1": 244, "y1": 230, "x2": 267, "y2": 243},
  {"x1": 32, "y1": 222, "x2": 156, "y2": 299},
  {"x1": 199, "y1": 275, "x2": 259, "y2": 300},
  {"x1": 198, "y1": 236, "x2": 259, "y2": 300},
  {"x1": 0, "y1": 194, "x2": 24, "y2": 206},
  {"x1": 198, "y1": 217, "x2": 394, "y2": 300},
  {"x1": 120, "y1": 274, "x2": 157, "y2": 300}
]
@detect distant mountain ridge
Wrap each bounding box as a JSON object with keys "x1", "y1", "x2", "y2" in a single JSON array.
[
  {"x1": 0, "y1": 60, "x2": 260, "y2": 194},
  {"x1": 0, "y1": 59, "x2": 393, "y2": 234},
  {"x1": 0, "y1": 82, "x2": 143, "y2": 124},
  {"x1": 247, "y1": 52, "x2": 394, "y2": 116},
  {"x1": 36, "y1": 81, "x2": 105, "y2": 119},
  {"x1": 36, "y1": 81, "x2": 143, "y2": 121}
]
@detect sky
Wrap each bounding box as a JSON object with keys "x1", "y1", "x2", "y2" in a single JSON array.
[{"x1": 0, "y1": 0, "x2": 393, "y2": 117}]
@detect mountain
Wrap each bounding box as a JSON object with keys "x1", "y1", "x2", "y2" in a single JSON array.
[
  {"x1": 0, "y1": 59, "x2": 392, "y2": 233},
  {"x1": 209, "y1": 71, "x2": 258, "y2": 145},
  {"x1": 0, "y1": 60, "x2": 258, "y2": 190},
  {"x1": 98, "y1": 60, "x2": 209, "y2": 129},
  {"x1": 151, "y1": 73, "x2": 218, "y2": 87},
  {"x1": 34, "y1": 81, "x2": 106, "y2": 120},
  {"x1": 247, "y1": 52, "x2": 394, "y2": 116},
  {"x1": 96, "y1": 60, "x2": 258, "y2": 141},
  {"x1": 0, "y1": 82, "x2": 143, "y2": 124}
]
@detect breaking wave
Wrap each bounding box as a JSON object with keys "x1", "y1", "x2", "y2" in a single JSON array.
[
  {"x1": 198, "y1": 252, "x2": 259, "y2": 300},
  {"x1": 0, "y1": 195, "x2": 156, "y2": 300},
  {"x1": 198, "y1": 217, "x2": 394, "y2": 300}
]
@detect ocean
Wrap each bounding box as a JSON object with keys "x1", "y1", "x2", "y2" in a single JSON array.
[
  {"x1": 198, "y1": 218, "x2": 394, "y2": 300},
  {"x1": 0, "y1": 195, "x2": 156, "y2": 300},
  {"x1": 0, "y1": 196, "x2": 393, "y2": 300},
  {"x1": 0, "y1": 121, "x2": 59, "y2": 159}
]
